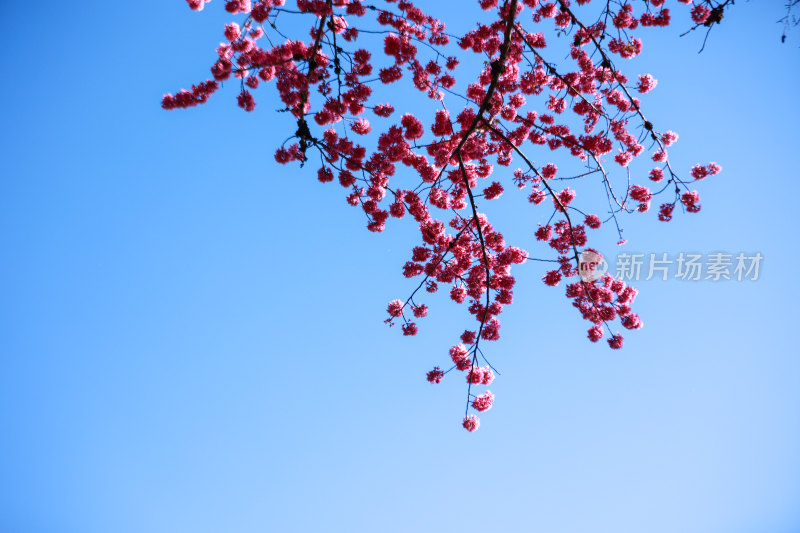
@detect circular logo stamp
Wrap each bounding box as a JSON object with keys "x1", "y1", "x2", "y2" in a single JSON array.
[{"x1": 579, "y1": 249, "x2": 608, "y2": 282}]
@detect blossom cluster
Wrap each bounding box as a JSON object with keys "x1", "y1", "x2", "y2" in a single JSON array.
[{"x1": 165, "y1": 0, "x2": 721, "y2": 431}]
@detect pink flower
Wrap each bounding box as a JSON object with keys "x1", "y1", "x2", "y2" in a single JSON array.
[
  {"x1": 373, "y1": 104, "x2": 395, "y2": 117},
  {"x1": 274, "y1": 144, "x2": 300, "y2": 164},
  {"x1": 681, "y1": 190, "x2": 701, "y2": 213},
  {"x1": 535, "y1": 225, "x2": 553, "y2": 241},
  {"x1": 555, "y1": 188, "x2": 576, "y2": 210},
  {"x1": 541, "y1": 163, "x2": 558, "y2": 179},
  {"x1": 691, "y1": 162, "x2": 722, "y2": 180},
  {"x1": 351, "y1": 118, "x2": 371, "y2": 135},
  {"x1": 450, "y1": 344, "x2": 471, "y2": 369},
  {"x1": 426, "y1": 367, "x2": 444, "y2": 384},
  {"x1": 585, "y1": 214, "x2": 602, "y2": 229},
  {"x1": 224, "y1": 23, "x2": 241, "y2": 42},
  {"x1": 413, "y1": 304, "x2": 428, "y2": 318},
  {"x1": 467, "y1": 366, "x2": 495, "y2": 385},
  {"x1": 617, "y1": 286, "x2": 639, "y2": 305},
  {"x1": 609, "y1": 37, "x2": 643, "y2": 58},
  {"x1": 339, "y1": 170, "x2": 356, "y2": 187},
  {"x1": 472, "y1": 391, "x2": 495, "y2": 412},
  {"x1": 641, "y1": 8, "x2": 671, "y2": 27},
  {"x1": 389, "y1": 202, "x2": 405, "y2": 218},
  {"x1": 528, "y1": 189, "x2": 546, "y2": 204},
  {"x1": 540, "y1": 3, "x2": 558, "y2": 18},
  {"x1": 431, "y1": 109, "x2": 453, "y2": 137},
  {"x1": 480, "y1": 319, "x2": 501, "y2": 341},
  {"x1": 186, "y1": 0, "x2": 206, "y2": 11},
  {"x1": 608, "y1": 334, "x2": 624, "y2": 349},
  {"x1": 629, "y1": 185, "x2": 652, "y2": 203},
  {"x1": 450, "y1": 286, "x2": 467, "y2": 304},
  {"x1": 690, "y1": 166, "x2": 706, "y2": 180},
  {"x1": 367, "y1": 220, "x2": 386, "y2": 233},
  {"x1": 462, "y1": 415, "x2": 480, "y2": 432},
  {"x1": 613, "y1": 4, "x2": 637, "y2": 29},
  {"x1": 658, "y1": 203, "x2": 675, "y2": 222},
  {"x1": 225, "y1": 0, "x2": 251, "y2": 14},
  {"x1": 379, "y1": 66, "x2": 403, "y2": 84},
  {"x1": 621, "y1": 314, "x2": 643, "y2": 330},
  {"x1": 649, "y1": 168, "x2": 665, "y2": 182},
  {"x1": 588, "y1": 325, "x2": 604, "y2": 342},
  {"x1": 346, "y1": 193, "x2": 360, "y2": 207},
  {"x1": 483, "y1": 182, "x2": 504, "y2": 200},
  {"x1": 661, "y1": 131, "x2": 679, "y2": 146},
  {"x1": 237, "y1": 90, "x2": 256, "y2": 112},
  {"x1": 615, "y1": 151, "x2": 633, "y2": 167},
  {"x1": 691, "y1": 4, "x2": 711, "y2": 24},
  {"x1": 387, "y1": 299, "x2": 404, "y2": 317},
  {"x1": 330, "y1": 15, "x2": 348, "y2": 34},
  {"x1": 401, "y1": 114, "x2": 425, "y2": 140},
  {"x1": 554, "y1": 11, "x2": 572, "y2": 28},
  {"x1": 461, "y1": 330, "x2": 476, "y2": 345},
  {"x1": 543, "y1": 270, "x2": 562, "y2": 286},
  {"x1": 636, "y1": 74, "x2": 658, "y2": 94}
]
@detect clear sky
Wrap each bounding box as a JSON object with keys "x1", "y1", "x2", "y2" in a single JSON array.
[{"x1": 1, "y1": 1, "x2": 799, "y2": 532}]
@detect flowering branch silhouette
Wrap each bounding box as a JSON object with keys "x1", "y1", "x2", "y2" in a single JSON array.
[{"x1": 164, "y1": 0, "x2": 733, "y2": 431}]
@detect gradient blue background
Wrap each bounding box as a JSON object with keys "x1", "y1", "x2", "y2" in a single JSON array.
[{"x1": 1, "y1": 1, "x2": 799, "y2": 532}]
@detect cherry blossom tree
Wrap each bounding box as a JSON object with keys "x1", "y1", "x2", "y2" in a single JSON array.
[{"x1": 163, "y1": 0, "x2": 740, "y2": 431}]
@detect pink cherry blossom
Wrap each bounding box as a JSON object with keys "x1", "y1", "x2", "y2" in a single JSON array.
[
  {"x1": 165, "y1": 0, "x2": 725, "y2": 430},
  {"x1": 462, "y1": 415, "x2": 480, "y2": 432}
]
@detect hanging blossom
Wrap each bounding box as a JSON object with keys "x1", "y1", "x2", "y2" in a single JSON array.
[{"x1": 164, "y1": 0, "x2": 723, "y2": 432}]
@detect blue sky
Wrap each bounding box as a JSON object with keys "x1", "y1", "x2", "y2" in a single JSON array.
[{"x1": 1, "y1": 1, "x2": 799, "y2": 532}]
